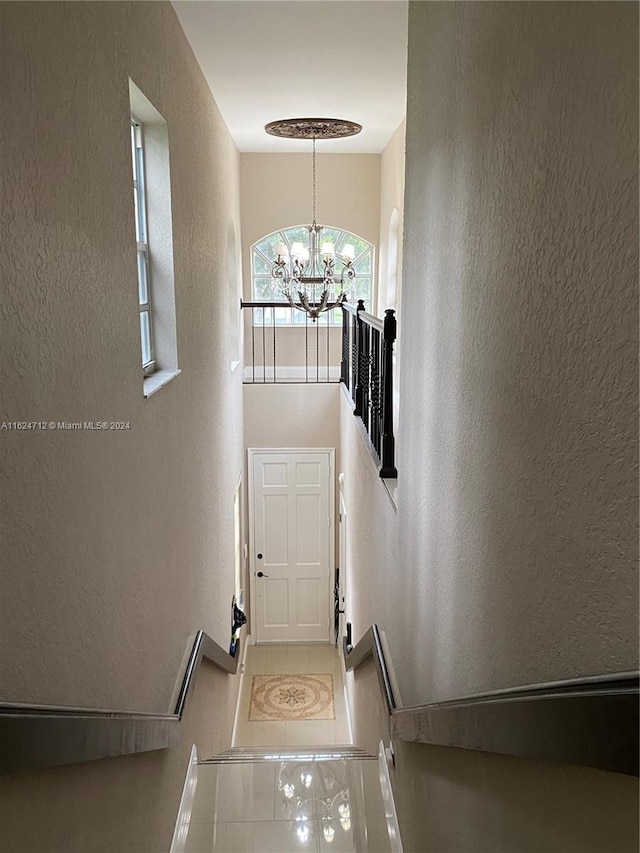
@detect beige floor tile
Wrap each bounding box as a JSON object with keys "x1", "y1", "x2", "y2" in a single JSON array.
[
  {"x1": 243, "y1": 645, "x2": 269, "y2": 673},
  {"x1": 285, "y1": 719, "x2": 337, "y2": 746},
  {"x1": 235, "y1": 678, "x2": 253, "y2": 722},
  {"x1": 307, "y1": 645, "x2": 340, "y2": 672},
  {"x1": 318, "y1": 818, "x2": 370, "y2": 852},
  {"x1": 213, "y1": 819, "x2": 321, "y2": 853},
  {"x1": 333, "y1": 720, "x2": 352, "y2": 745},
  {"x1": 212, "y1": 762, "x2": 276, "y2": 822},
  {"x1": 233, "y1": 720, "x2": 287, "y2": 747},
  {"x1": 190, "y1": 765, "x2": 220, "y2": 818},
  {"x1": 184, "y1": 821, "x2": 214, "y2": 853},
  {"x1": 266, "y1": 649, "x2": 309, "y2": 674}
]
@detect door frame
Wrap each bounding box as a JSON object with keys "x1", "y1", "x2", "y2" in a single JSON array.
[{"x1": 248, "y1": 447, "x2": 335, "y2": 645}]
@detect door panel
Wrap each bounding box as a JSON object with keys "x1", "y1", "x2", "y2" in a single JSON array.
[
  {"x1": 296, "y1": 577, "x2": 322, "y2": 626},
  {"x1": 262, "y1": 495, "x2": 288, "y2": 566},
  {"x1": 296, "y1": 494, "x2": 322, "y2": 565},
  {"x1": 251, "y1": 450, "x2": 332, "y2": 643},
  {"x1": 264, "y1": 578, "x2": 289, "y2": 627}
]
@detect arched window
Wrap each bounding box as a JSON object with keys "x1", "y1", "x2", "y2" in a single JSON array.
[{"x1": 251, "y1": 225, "x2": 374, "y2": 325}]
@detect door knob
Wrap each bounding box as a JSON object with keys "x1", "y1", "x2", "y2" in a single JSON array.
[{"x1": 257, "y1": 571, "x2": 269, "y2": 578}]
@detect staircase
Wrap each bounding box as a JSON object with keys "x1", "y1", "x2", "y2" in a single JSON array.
[{"x1": 175, "y1": 745, "x2": 400, "y2": 853}]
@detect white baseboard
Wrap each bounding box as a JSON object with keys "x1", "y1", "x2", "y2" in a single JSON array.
[
  {"x1": 378, "y1": 740, "x2": 403, "y2": 853},
  {"x1": 243, "y1": 365, "x2": 340, "y2": 382},
  {"x1": 169, "y1": 744, "x2": 198, "y2": 853},
  {"x1": 230, "y1": 634, "x2": 251, "y2": 746}
]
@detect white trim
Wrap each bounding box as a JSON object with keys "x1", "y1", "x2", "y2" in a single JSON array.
[
  {"x1": 230, "y1": 634, "x2": 251, "y2": 746},
  {"x1": 378, "y1": 740, "x2": 403, "y2": 853},
  {"x1": 143, "y1": 368, "x2": 181, "y2": 398},
  {"x1": 169, "y1": 744, "x2": 198, "y2": 853},
  {"x1": 248, "y1": 447, "x2": 335, "y2": 645},
  {"x1": 243, "y1": 365, "x2": 340, "y2": 382}
]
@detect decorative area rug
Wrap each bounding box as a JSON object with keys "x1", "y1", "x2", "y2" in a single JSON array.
[{"x1": 248, "y1": 674, "x2": 335, "y2": 722}]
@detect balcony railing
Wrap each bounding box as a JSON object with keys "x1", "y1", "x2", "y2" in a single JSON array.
[
  {"x1": 241, "y1": 301, "x2": 341, "y2": 384},
  {"x1": 342, "y1": 301, "x2": 397, "y2": 479},
  {"x1": 241, "y1": 299, "x2": 397, "y2": 479}
]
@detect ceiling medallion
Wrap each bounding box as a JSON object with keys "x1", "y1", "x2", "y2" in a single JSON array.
[{"x1": 264, "y1": 117, "x2": 362, "y2": 140}]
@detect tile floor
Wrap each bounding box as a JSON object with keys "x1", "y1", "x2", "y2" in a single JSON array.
[
  {"x1": 232, "y1": 644, "x2": 352, "y2": 748},
  {"x1": 184, "y1": 758, "x2": 392, "y2": 853}
]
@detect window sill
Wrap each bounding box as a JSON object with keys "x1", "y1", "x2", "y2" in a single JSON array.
[{"x1": 143, "y1": 368, "x2": 181, "y2": 398}]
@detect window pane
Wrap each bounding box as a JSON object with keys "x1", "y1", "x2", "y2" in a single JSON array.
[
  {"x1": 130, "y1": 124, "x2": 138, "y2": 182},
  {"x1": 286, "y1": 226, "x2": 311, "y2": 246},
  {"x1": 255, "y1": 234, "x2": 282, "y2": 259},
  {"x1": 140, "y1": 310, "x2": 152, "y2": 366},
  {"x1": 254, "y1": 276, "x2": 273, "y2": 299},
  {"x1": 137, "y1": 250, "x2": 148, "y2": 305},
  {"x1": 274, "y1": 307, "x2": 291, "y2": 325},
  {"x1": 133, "y1": 189, "x2": 141, "y2": 242},
  {"x1": 353, "y1": 277, "x2": 372, "y2": 301},
  {"x1": 253, "y1": 253, "x2": 272, "y2": 275},
  {"x1": 356, "y1": 252, "x2": 372, "y2": 274},
  {"x1": 318, "y1": 227, "x2": 341, "y2": 246}
]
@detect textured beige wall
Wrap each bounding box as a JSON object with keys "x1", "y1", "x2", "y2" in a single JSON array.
[
  {"x1": 347, "y1": 663, "x2": 639, "y2": 853},
  {"x1": 391, "y1": 740, "x2": 639, "y2": 853},
  {"x1": 380, "y1": 0, "x2": 636, "y2": 706},
  {"x1": 244, "y1": 384, "x2": 340, "y2": 452},
  {"x1": 0, "y1": 0, "x2": 244, "y2": 715},
  {"x1": 339, "y1": 391, "x2": 400, "y2": 646},
  {"x1": 342, "y1": 2, "x2": 638, "y2": 848},
  {"x1": 377, "y1": 120, "x2": 406, "y2": 319}
]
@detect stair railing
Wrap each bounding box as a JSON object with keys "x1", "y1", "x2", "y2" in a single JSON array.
[
  {"x1": 0, "y1": 630, "x2": 241, "y2": 775},
  {"x1": 341, "y1": 302, "x2": 397, "y2": 479},
  {"x1": 343, "y1": 624, "x2": 639, "y2": 777},
  {"x1": 241, "y1": 300, "x2": 339, "y2": 384}
]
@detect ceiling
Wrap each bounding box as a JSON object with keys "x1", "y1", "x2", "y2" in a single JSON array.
[{"x1": 171, "y1": 1, "x2": 408, "y2": 153}]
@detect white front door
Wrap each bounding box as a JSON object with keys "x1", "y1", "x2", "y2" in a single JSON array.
[{"x1": 249, "y1": 449, "x2": 333, "y2": 643}]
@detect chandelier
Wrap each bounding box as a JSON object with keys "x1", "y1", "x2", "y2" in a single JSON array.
[{"x1": 265, "y1": 118, "x2": 362, "y2": 321}]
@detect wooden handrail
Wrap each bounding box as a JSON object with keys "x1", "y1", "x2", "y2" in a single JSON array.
[
  {"x1": 344, "y1": 624, "x2": 639, "y2": 777},
  {"x1": 0, "y1": 630, "x2": 241, "y2": 775}
]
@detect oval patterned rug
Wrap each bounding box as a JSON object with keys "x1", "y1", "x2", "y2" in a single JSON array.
[{"x1": 249, "y1": 674, "x2": 335, "y2": 721}]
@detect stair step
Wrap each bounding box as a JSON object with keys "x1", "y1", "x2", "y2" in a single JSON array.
[{"x1": 200, "y1": 745, "x2": 376, "y2": 763}]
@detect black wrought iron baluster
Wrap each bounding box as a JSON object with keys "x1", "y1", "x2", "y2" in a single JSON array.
[
  {"x1": 305, "y1": 312, "x2": 309, "y2": 383},
  {"x1": 341, "y1": 306, "x2": 349, "y2": 389},
  {"x1": 261, "y1": 307, "x2": 266, "y2": 383},
  {"x1": 251, "y1": 308, "x2": 256, "y2": 384},
  {"x1": 353, "y1": 300, "x2": 366, "y2": 416},
  {"x1": 316, "y1": 314, "x2": 320, "y2": 383},
  {"x1": 326, "y1": 311, "x2": 330, "y2": 383},
  {"x1": 272, "y1": 309, "x2": 277, "y2": 383},
  {"x1": 360, "y1": 323, "x2": 371, "y2": 432},
  {"x1": 370, "y1": 327, "x2": 381, "y2": 458},
  {"x1": 379, "y1": 309, "x2": 397, "y2": 478}
]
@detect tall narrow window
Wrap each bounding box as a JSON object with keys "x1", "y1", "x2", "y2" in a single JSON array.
[{"x1": 130, "y1": 117, "x2": 155, "y2": 375}]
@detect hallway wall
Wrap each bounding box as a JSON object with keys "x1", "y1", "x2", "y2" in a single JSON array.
[
  {"x1": 375, "y1": 0, "x2": 637, "y2": 706},
  {"x1": 342, "y1": 2, "x2": 638, "y2": 848},
  {"x1": 1, "y1": 3, "x2": 244, "y2": 847},
  {"x1": 1, "y1": 0, "x2": 244, "y2": 712}
]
